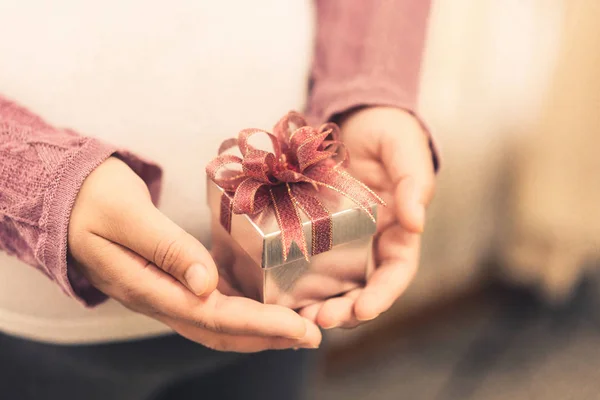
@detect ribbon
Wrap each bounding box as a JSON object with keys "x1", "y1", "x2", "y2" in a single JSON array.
[{"x1": 206, "y1": 111, "x2": 385, "y2": 261}]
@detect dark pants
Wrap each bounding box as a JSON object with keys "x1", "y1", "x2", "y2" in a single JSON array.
[{"x1": 0, "y1": 333, "x2": 317, "y2": 400}]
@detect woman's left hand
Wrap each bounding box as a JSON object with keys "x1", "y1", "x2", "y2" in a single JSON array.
[{"x1": 299, "y1": 106, "x2": 436, "y2": 329}]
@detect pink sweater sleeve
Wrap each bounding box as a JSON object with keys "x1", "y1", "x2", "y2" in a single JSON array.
[
  {"x1": 0, "y1": 96, "x2": 162, "y2": 306},
  {"x1": 307, "y1": 0, "x2": 438, "y2": 169}
]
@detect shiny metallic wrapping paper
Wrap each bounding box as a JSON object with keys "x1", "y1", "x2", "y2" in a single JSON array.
[{"x1": 208, "y1": 179, "x2": 377, "y2": 309}]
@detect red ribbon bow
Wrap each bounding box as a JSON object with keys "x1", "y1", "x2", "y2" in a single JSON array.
[{"x1": 206, "y1": 111, "x2": 385, "y2": 261}]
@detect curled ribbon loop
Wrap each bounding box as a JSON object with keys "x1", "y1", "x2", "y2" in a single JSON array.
[{"x1": 206, "y1": 111, "x2": 385, "y2": 261}]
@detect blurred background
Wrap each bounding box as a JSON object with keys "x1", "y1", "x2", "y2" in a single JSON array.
[
  {"x1": 315, "y1": 0, "x2": 600, "y2": 398},
  {"x1": 1, "y1": 0, "x2": 599, "y2": 398}
]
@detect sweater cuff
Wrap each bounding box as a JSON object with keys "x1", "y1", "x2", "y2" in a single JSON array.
[
  {"x1": 307, "y1": 76, "x2": 440, "y2": 172},
  {"x1": 43, "y1": 138, "x2": 162, "y2": 307}
]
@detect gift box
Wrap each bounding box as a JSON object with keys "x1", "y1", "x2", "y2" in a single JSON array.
[{"x1": 206, "y1": 112, "x2": 383, "y2": 309}]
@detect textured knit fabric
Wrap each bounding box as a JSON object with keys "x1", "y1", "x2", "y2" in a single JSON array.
[
  {"x1": 0, "y1": 0, "x2": 431, "y2": 310},
  {"x1": 0, "y1": 97, "x2": 163, "y2": 306}
]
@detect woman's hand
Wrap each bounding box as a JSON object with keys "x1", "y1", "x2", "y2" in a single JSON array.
[
  {"x1": 299, "y1": 106, "x2": 436, "y2": 329},
  {"x1": 68, "y1": 157, "x2": 321, "y2": 352}
]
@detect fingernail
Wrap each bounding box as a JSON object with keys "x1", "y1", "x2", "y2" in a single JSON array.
[
  {"x1": 321, "y1": 321, "x2": 340, "y2": 330},
  {"x1": 184, "y1": 264, "x2": 208, "y2": 295},
  {"x1": 300, "y1": 343, "x2": 319, "y2": 349}
]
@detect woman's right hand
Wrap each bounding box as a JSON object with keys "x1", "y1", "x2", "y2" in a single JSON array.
[{"x1": 68, "y1": 157, "x2": 321, "y2": 352}]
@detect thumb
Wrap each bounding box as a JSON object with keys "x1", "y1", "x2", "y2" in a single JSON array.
[
  {"x1": 394, "y1": 176, "x2": 427, "y2": 233},
  {"x1": 381, "y1": 123, "x2": 435, "y2": 234},
  {"x1": 102, "y1": 203, "x2": 219, "y2": 296}
]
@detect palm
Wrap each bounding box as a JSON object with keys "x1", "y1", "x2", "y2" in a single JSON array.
[{"x1": 299, "y1": 107, "x2": 434, "y2": 328}]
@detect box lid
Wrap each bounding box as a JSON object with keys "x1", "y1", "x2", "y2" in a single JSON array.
[{"x1": 207, "y1": 179, "x2": 377, "y2": 269}]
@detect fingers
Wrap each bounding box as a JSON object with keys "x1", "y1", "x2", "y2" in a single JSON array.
[
  {"x1": 316, "y1": 292, "x2": 359, "y2": 329},
  {"x1": 298, "y1": 302, "x2": 323, "y2": 323},
  {"x1": 167, "y1": 318, "x2": 318, "y2": 352},
  {"x1": 299, "y1": 290, "x2": 363, "y2": 330},
  {"x1": 199, "y1": 295, "x2": 315, "y2": 340},
  {"x1": 82, "y1": 234, "x2": 321, "y2": 348},
  {"x1": 101, "y1": 202, "x2": 219, "y2": 297},
  {"x1": 354, "y1": 226, "x2": 420, "y2": 321}
]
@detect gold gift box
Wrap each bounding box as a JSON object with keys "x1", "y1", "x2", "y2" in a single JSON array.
[{"x1": 208, "y1": 179, "x2": 378, "y2": 309}]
